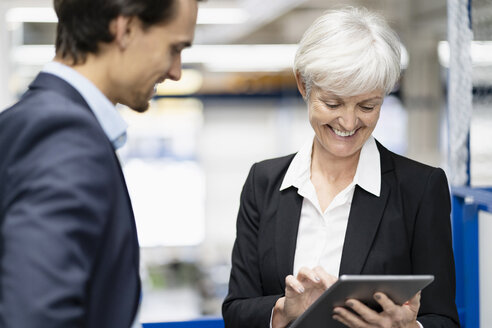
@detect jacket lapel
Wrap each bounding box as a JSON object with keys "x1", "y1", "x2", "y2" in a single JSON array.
[
  {"x1": 339, "y1": 142, "x2": 393, "y2": 275},
  {"x1": 338, "y1": 181, "x2": 390, "y2": 274},
  {"x1": 275, "y1": 186, "x2": 303, "y2": 290}
]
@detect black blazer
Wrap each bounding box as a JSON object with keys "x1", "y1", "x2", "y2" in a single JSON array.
[
  {"x1": 222, "y1": 142, "x2": 459, "y2": 328},
  {"x1": 0, "y1": 73, "x2": 140, "y2": 327}
]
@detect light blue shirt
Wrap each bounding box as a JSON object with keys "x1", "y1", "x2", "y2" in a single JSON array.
[{"x1": 42, "y1": 62, "x2": 128, "y2": 150}]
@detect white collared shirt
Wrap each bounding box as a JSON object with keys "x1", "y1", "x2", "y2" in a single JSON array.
[
  {"x1": 42, "y1": 62, "x2": 128, "y2": 150},
  {"x1": 280, "y1": 135, "x2": 381, "y2": 277},
  {"x1": 274, "y1": 136, "x2": 424, "y2": 328}
]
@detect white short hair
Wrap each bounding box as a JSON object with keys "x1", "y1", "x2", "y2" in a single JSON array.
[{"x1": 294, "y1": 7, "x2": 401, "y2": 97}]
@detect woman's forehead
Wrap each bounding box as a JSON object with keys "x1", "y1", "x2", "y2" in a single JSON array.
[{"x1": 314, "y1": 88, "x2": 384, "y2": 101}]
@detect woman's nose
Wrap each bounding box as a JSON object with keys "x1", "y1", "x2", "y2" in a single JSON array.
[{"x1": 338, "y1": 108, "x2": 358, "y2": 131}]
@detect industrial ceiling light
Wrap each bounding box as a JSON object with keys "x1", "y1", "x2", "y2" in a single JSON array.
[{"x1": 6, "y1": 6, "x2": 249, "y2": 25}]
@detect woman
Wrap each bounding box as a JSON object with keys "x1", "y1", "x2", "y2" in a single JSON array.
[{"x1": 222, "y1": 7, "x2": 459, "y2": 328}]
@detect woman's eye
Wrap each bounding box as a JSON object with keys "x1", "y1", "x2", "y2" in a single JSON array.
[
  {"x1": 326, "y1": 103, "x2": 340, "y2": 109},
  {"x1": 360, "y1": 105, "x2": 375, "y2": 111}
]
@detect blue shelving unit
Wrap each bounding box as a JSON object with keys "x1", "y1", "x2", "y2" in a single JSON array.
[
  {"x1": 451, "y1": 187, "x2": 492, "y2": 328},
  {"x1": 143, "y1": 318, "x2": 224, "y2": 328}
]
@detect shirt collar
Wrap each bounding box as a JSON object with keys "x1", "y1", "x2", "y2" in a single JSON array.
[
  {"x1": 280, "y1": 136, "x2": 313, "y2": 191},
  {"x1": 42, "y1": 61, "x2": 128, "y2": 150},
  {"x1": 354, "y1": 136, "x2": 381, "y2": 197},
  {"x1": 280, "y1": 135, "x2": 381, "y2": 197}
]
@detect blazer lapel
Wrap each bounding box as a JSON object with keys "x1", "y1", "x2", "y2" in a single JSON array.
[
  {"x1": 338, "y1": 181, "x2": 390, "y2": 275},
  {"x1": 275, "y1": 186, "x2": 303, "y2": 290}
]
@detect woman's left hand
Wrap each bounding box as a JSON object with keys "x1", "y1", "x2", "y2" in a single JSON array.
[{"x1": 332, "y1": 291, "x2": 421, "y2": 328}]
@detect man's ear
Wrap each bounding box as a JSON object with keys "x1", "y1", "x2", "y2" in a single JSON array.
[
  {"x1": 295, "y1": 71, "x2": 307, "y2": 99},
  {"x1": 110, "y1": 16, "x2": 135, "y2": 50}
]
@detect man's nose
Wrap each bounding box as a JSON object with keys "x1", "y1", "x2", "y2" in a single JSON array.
[{"x1": 167, "y1": 55, "x2": 182, "y2": 81}]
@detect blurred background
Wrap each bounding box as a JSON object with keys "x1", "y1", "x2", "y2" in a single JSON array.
[{"x1": 0, "y1": 0, "x2": 491, "y2": 325}]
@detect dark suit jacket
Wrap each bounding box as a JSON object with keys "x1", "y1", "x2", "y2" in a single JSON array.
[
  {"x1": 222, "y1": 142, "x2": 459, "y2": 328},
  {"x1": 0, "y1": 73, "x2": 140, "y2": 327}
]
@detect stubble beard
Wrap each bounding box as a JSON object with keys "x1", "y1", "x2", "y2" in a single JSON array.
[
  {"x1": 131, "y1": 101, "x2": 150, "y2": 113},
  {"x1": 128, "y1": 91, "x2": 151, "y2": 113}
]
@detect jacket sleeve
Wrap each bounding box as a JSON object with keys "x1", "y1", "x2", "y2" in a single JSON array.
[
  {"x1": 0, "y1": 114, "x2": 114, "y2": 328},
  {"x1": 222, "y1": 164, "x2": 282, "y2": 328},
  {"x1": 412, "y1": 168, "x2": 460, "y2": 328}
]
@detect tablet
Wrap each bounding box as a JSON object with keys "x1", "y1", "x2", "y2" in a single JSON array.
[{"x1": 289, "y1": 274, "x2": 434, "y2": 328}]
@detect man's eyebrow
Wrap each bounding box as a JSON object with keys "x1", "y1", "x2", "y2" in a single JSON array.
[{"x1": 175, "y1": 41, "x2": 192, "y2": 49}]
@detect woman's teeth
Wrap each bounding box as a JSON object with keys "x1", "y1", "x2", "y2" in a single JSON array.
[{"x1": 332, "y1": 127, "x2": 356, "y2": 137}]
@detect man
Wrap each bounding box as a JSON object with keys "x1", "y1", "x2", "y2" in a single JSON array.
[{"x1": 0, "y1": 0, "x2": 199, "y2": 326}]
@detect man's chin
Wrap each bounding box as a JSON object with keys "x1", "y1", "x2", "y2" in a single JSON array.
[{"x1": 129, "y1": 101, "x2": 150, "y2": 113}]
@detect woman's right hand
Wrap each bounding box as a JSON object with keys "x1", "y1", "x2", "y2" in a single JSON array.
[{"x1": 272, "y1": 266, "x2": 337, "y2": 328}]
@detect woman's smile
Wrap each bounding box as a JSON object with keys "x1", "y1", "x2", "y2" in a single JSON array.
[{"x1": 328, "y1": 126, "x2": 359, "y2": 138}]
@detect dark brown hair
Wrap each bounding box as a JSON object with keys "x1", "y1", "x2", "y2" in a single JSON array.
[{"x1": 54, "y1": 0, "x2": 199, "y2": 64}]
